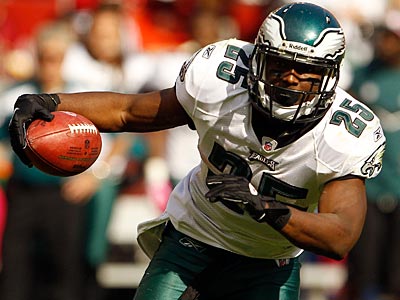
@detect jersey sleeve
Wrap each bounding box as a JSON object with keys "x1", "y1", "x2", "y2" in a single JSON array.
[
  {"x1": 344, "y1": 119, "x2": 385, "y2": 180},
  {"x1": 175, "y1": 39, "x2": 252, "y2": 126},
  {"x1": 320, "y1": 89, "x2": 386, "y2": 180}
]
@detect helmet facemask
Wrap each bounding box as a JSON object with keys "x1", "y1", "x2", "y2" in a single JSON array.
[{"x1": 248, "y1": 44, "x2": 340, "y2": 124}]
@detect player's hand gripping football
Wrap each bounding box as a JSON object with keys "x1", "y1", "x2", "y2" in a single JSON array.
[
  {"x1": 8, "y1": 93, "x2": 60, "y2": 166},
  {"x1": 205, "y1": 174, "x2": 291, "y2": 230}
]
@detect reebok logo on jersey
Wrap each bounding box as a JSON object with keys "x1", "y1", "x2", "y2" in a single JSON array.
[
  {"x1": 248, "y1": 151, "x2": 278, "y2": 171},
  {"x1": 373, "y1": 127, "x2": 383, "y2": 142},
  {"x1": 202, "y1": 45, "x2": 216, "y2": 59}
]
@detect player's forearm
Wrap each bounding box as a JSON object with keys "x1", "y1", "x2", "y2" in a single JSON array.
[
  {"x1": 56, "y1": 88, "x2": 189, "y2": 133},
  {"x1": 56, "y1": 91, "x2": 138, "y2": 132},
  {"x1": 280, "y1": 209, "x2": 362, "y2": 260}
]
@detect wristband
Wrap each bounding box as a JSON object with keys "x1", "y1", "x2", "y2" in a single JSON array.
[{"x1": 258, "y1": 201, "x2": 291, "y2": 230}]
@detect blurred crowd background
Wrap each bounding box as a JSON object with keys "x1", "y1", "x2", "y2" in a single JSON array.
[{"x1": 0, "y1": 0, "x2": 400, "y2": 300}]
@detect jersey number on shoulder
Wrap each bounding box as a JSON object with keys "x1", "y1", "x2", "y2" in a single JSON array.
[
  {"x1": 329, "y1": 98, "x2": 374, "y2": 137},
  {"x1": 208, "y1": 143, "x2": 308, "y2": 214},
  {"x1": 216, "y1": 45, "x2": 249, "y2": 89}
]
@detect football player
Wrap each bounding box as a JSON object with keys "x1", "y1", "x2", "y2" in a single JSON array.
[{"x1": 8, "y1": 2, "x2": 385, "y2": 300}]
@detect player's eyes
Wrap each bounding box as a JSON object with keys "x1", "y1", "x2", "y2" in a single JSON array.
[{"x1": 297, "y1": 64, "x2": 324, "y2": 75}]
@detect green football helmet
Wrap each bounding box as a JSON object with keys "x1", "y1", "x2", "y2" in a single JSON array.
[{"x1": 248, "y1": 2, "x2": 345, "y2": 124}]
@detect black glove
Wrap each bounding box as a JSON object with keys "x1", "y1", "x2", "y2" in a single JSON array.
[
  {"x1": 8, "y1": 93, "x2": 60, "y2": 166},
  {"x1": 205, "y1": 174, "x2": 291, "y2": 230}
]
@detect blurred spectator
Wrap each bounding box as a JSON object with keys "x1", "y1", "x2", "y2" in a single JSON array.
[
  {"x1": 60, "y1": 3, "x2": 152, "y2": 298},
  {"x1": 64, "y1": 3, "x2": 193, "y2": 214},
  {"x1": 178, "y1": 9, "x2": 237, "y2": 54},
  {"x1": 63, "y1": 2, "x2": 150, "y2": 91},
  {"x1": 0, "y1": 20, "x2": 87, "y2": 300},
  {"x1": 342, "y1": 24, "x2": 400, "y2": 300}
]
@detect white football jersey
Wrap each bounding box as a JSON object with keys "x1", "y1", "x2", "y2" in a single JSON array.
[{"x1": 138, "y1": 39, "x2": 385, "y2": 259}]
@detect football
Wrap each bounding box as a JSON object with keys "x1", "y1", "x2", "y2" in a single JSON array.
[{"x1": 24, "y1": 111, "x2": 102, "y2": 176}]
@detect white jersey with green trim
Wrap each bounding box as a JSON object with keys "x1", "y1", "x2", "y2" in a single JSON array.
[{"x1": 137, "y1": 38, "x2": 385, "y2": 259}]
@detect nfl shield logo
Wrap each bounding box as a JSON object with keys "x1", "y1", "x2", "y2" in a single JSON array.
[
  {"x1": 263, "y1": 142, "x2": 273, "y2": 151},
  {"x1": 261, "y1": 137, "x2": 278, "y2": 152}
]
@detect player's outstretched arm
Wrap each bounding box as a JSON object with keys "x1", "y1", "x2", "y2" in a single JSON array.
[
  {"x1": 56, "y1": 87, "x2": 190, "y2": 132},
  {"x1": 280, "y1": 177, "x2": 367, "y2": 260},
  {"x1": 9, "y1": 87, "x2": 191, "y2": 167}
]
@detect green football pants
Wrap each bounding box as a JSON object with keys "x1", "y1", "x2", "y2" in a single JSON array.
[{"x1": 134, "y1": 223, "x2": 301, "y2": 300}]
